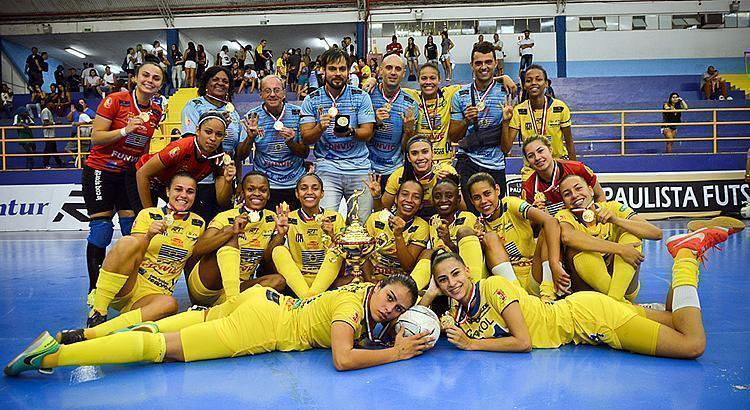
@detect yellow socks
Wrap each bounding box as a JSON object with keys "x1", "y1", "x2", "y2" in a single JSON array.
[
  {"x1": 217, "y1": 246, "x2": 241, "y2": 299},
  {"x1": 308, "y1": 250, "x2": 342, "y2": 296},
  {"x1": 84, "y1": 309, "x2": 142, "y2": 339},
  {"x1": 609, "y1": 239, "x2": 641, "y2": 301},
  {"x1": 671, "y1": 248, "x2": 701, "y2": 311},
  {"x1": 458, "y1": 235, "x2": 486, "y2": 283},
  {"x1": 411, "y1": 259, "x2": 431, "y2": 290},
  {"x1": 572, "y1": 251, "x2": 611, "y2": 294},
  {"x1": 155, "y1": 310, "x2": 206, "y2": 333},
  {"x1": 42, "y1": 332, "x2": 166, "y2": 368},
  {"x1": 272, "y1": 246, "x2": 310, "y2": 297},
  {"x1": 92, "y1": 268, "x2": 129, "y2": 315}
]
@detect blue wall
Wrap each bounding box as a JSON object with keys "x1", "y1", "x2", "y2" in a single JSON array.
[{"x1": 1, "y1": 38, "x2": 67, "y2": 93}]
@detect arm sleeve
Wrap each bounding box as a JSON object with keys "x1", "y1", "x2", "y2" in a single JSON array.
[
  {"x1": 407, "y1": 223, "x2": 429, "y2": 248},
  {"x1": 485, "y1": 277, "x2": 521, "y2": 314},
  {"x1": 96, "y1": 95, "x2": 118, "y2": 121},
  {"x1": 156, "y1": 139, "x2": 185, "y2": 169},
  {"x1": 208, "y1": 211, "x2": 229, "y2": 231},
  {"x1": 384, "y1": 171, "x2": 401, "y2": 195},
  {"x1": 331, "y1": 294, "x2": 365, "y2": 331},
  {"x1": 449, "y1": 92, "x2": 464, "y2": 121},
  {"x1": 506, "y1": 196, "x2": 532, "y2": 220},
  {"x1": 299, "y1": 94, "x2": 318, "y2": 124},
  {"x1": 611, "y1": 201, "x2": 636, "y2": 220},
  {"x1": 560, "y1": 103, "x2": 572, "y2": 128},
  {"x1": 509, "y1": 106, "x2": 521, "y2": 130}
]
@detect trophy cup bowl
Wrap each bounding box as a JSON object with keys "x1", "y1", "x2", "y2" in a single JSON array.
[{"x1": 332, "y1": 219, "x2": 377, "y2": 281}]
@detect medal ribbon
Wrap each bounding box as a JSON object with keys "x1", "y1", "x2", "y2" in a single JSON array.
[
  {"x1": 571, "y1": 199, "x2": 597, "y2": 222},
  {"x1": 205, "y1": 93, "x2": 230, "y2": 106},
  {"x1": 534, "y1": 160, "x2": 559, "y2": 194},
  {"x1": 472, "y1": 80, "x2": 495, "y2": 109},
  {"x1": 164, "y1": 204, "x2": 189, "y2": 218},
  {"x1": 132, "y1": 90, "x2": 151, "y2": 118},
  {"x1": 193, "y1": 136, "x2": 224, "y2": 161},
  {"x1": 380, "y1": 85, "x2": 400, "y2": 108},
  {"x1": 527, "y1": 97, "x2": 549, "y2": 137},
  {"x1": 262, "y1": 103, "x2": 286, "y2": 126},
  {"x1": 420, "y1": 93, "x2": 440, "y2": 138},
  {"x1": 324, "y1": 84, "x2": 343, "y2": 111},
  {"x1": 299, "y1": 207, "x2": 324, "y2": 223},
  {"x1": 453, "y1": 282, "x2": 478, "y2": 325}
]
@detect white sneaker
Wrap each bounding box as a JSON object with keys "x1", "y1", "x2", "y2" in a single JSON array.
[
  {"x1": 639, "y1": 302, "x2": 666, "y2": 311},
  {"x1": 727, "y1": 96, "x2": 734, "y2": 100},
  {"x1": 719, "y1": 95, "x2": 725, "y2": 100}
]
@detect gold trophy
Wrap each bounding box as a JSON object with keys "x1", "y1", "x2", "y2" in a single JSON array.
[{"x1": 328, "y1": 190, "x2": 379, "y2": 282}]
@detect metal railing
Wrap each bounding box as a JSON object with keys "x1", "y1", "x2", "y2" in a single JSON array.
[{"x1": 1, "y1": 107, "x2": 749, "y2": 171}]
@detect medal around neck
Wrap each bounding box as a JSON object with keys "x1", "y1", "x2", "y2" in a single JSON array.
[
  {"x1": 534, "y1": 192, "x2": 546, "y2": 203},
  {"x1": 582, "y1": 209, "x2": 595, "y2": 223},
  {"x1": 476, "y1": 101, "x2": 486, "y2": 111},
  {"x1": 382, "y1": 102, "x2": 392, "y2": 112},
  {"x1": 378, "y1": 209, "x2": 392, "y2": 223},
  {"x1": 327, "y1": 106, "x2": 338, "y2": 117},
  {"x1": 225, "y1": 102, "x2": 235, "y2": 113},
  {"x1": 164, "y1": 213, "x2": 174, "y2": 226},
  {"x1": 273, "y1": 120, "x2": 284, "y2": 131},
  {"x1": 221, "y1": 153, "x2": 232, "y2": 167},
  {"x1": 139, "y1": 112, "x2": 150, "y2": 122}
]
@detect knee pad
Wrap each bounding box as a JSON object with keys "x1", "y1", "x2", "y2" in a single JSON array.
[
  {"x1": 87, "y1": 218, "x2": 114, "y2": 248},
  {"x1": 119, "y1": 216, "x2": 136, "y2": 236}
]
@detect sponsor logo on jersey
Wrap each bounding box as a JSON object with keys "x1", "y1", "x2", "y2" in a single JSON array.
[{"x1": 158, "y1": 244, "x2": 188, "y2": 262}]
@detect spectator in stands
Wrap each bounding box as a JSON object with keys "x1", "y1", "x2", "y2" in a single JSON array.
[
  {"x1": 156, "y1": 50, "x2": 170, "y2": 92},
  {"x1": 231, "y1": 62, "x2": 243, "y2": 91},
  {"x1": 48, "y1": 83, "x2": 60, "y2": 110},
  {"x1": 386, "y1": 35, "x2": 403, "y2": 56},
  {"x1": 218, "y1": 45, "x2": 232, "y2": 69},
  {"x1": 25, "y1": 84, "x2": 45, "y2": 119},
  {"x1": 473, "y1": 34, "x2": 485, "y2": 48},
  {"x1": 135, "y1": 44, "x2": 146, "y2": 66},
  {"x1": 545, "y1": 78, "x2": 555, "y2": 99},
  {"x1": 369, "y1": 57, "x2": 380, "y2": 79},
  {"x1": 238, "y1": 65, "x2": 258, "y2": 94},
  {"x1": 288, "y1": 48, "x2": 302, "y2": 93},
  {"x1": 344, "y1": 36, "x2": 357, "y2": 58},
  {"x1": 519, "y1": 30, "x2": 535, "y2": 72},
  {"x1": 308, "y1": 60, "x2": 320, "y2": 94},
  {"x1": 124, "y1": 48, "x2": 137, "y2": 91},
  {"x1": 439, "y1": 31, "x2": 455, "y2": 81},
  {"x1": 83, "y1": 69, "x2": 102, "y2": 99},
  {"x1": 255, "y1": 39, "x2": 268, "y2": 72},
  {"x1": 424, "y1": 35, "x2": 439, "y2": 65},
  {"x1": 1, "y1": 84, "x2": 13, "y2": 119},
  {"x1": 702, "y1": 66, "x2": 732, "y2": 100},
  {"x1": 302, "y1": 47, "x2": 312, "y2": 72},
  {"x1": 54, "y1": 83, "x2": 72, "y2": 116},
  {"x1": 298, "y1": 64, "x2": 310, "y2": 99},
  {"x1": 65, "y1": 101, "x2": 95, "y2": 160},
  {"x1": 98, "y1": 66, "x2": 116, "y2": 98},
  {"x1": 54, "y1": 65, "x2": 66, "y2": 87},
  {"x1": 183, "y1": 42, "x2": 197, "y2": 88},
  {"x1": 276, "y1": 50, "x2": 288, "y2": 86},
  {"x1": 152, "y1": 40, "x2": 164, "y2": 56},
  {"x1": 493, "y1": 33, "x2": 504, "y2": 76},
  {"x1": 405, "y1": 37, "x2": 420, "y2": 81},
  {"x1": 67, "y1": 67, "x2": 81, "y2": 92},
  {"x1": 348, "y1": 60, "x2": 360, "y2": 88},
  {"x1": 358, "y1": 58, "x2": 371, "y2": 83},
  {"x1": 196, "y1": 44, "x2": 208, "y2": 81},
  {"x1": 25, "y1": 47, "x2": 45, "y2": 92},
  {"x1": 13, "y1": 108, "x2": 35, "y2": 169},
  {"x1": 662, "y1": 92, "x2": 688, "y2": 154},
  {"x1": 41, "y1": 100, "x2": 63, "y2": 168},
  {"x1": 170, "y1": 44, "x2": 183, "y2": 90}
]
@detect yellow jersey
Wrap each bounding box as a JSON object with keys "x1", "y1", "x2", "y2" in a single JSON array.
[
  {"x1": 286, "y1": 209, "x2": 346, "y2": 275},
  {"x1": 208, "y1": 208, "x2": 277, "y2": 281},
  {"x1": 276, "y1": 282, "x2": 376, "y2": 350},
  {"x1": 481, "y1": 196, "x2": 536, "y2": 268},
  {"x1": 365, "y1": 213, "x2": 429, "y2": 278},
  {"x1": 556, "y1": 201, "x2": 637, "y2": 244},
  {"x1": 428, "y1": 211, "x2": 477, "y2": 250},
  {"x1": 132, "y1": 207, "x2": 205, "y2": 295},
  {"x1": 384, "y1": 162, "x2": 458, "y2": 211},
  {"x1": 403, "y1": 84, "x2": 461, "y2": 164},
  {"x1": 509, "y1": 97, "x2": 572, "y2": 160}
]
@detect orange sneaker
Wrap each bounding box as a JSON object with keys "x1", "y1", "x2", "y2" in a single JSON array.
[{"x1": 666, "y1": 227, "x2": 729, "y2": 260}]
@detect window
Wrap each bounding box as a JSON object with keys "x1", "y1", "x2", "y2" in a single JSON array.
[
  {"x1": 700, "y1": 13, "x2": 724, "y2": 29},
  {"x1": 478, "y1": 19, "x2": 497, "y2": 34},
  {"x1": 395, "y1": 22, "x2": 422, "y2": 37},
  {"x1": 371, "y1": 23, "x2": 383, "y2": 37},
  {"x1": 382, "y1": 23, "x2": 395, "y2": 37},
  {"x1": 527, "y1": 18, "x2": 541, "y2": 33},
  {"x1": 672, "y1": 14, "x2": 700, "y2": 29},
  {"x1": 606, "y1": 16, "x2": 619, "y2": 31},
  {"x1": 659, "y1": 15, "x2": 672, "y2": 30},
  {"x1": 540, "y1": 17, "x2": 555, "y2": 32},
  {"x1": 461, "y1": 20, "x2": 476, "y2": 35},
  {"x1": 566, "y1": 16, "x2": 579, "y2": 32},
  {"x1": 739, "y1": 12, "x2": 750, "y2": 27},
  {"x1": 498, "y1": 19, "x2": 514, "y2": 34},
  {"x1": 420, "y1": 21, "x2": 435, "y2": 35},
  {"x1": 447, "y1": 20, "x2": 462, "y2": 36},
  {"x1": 514, "y1": 19, "x2": 528, "y2": 33}
]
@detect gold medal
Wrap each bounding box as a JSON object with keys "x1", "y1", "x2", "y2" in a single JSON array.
[
  {"x1": 476, "y1": 101, "x2": 486, "y2": 111},
  {"x1": 139, "y1": 112, "x2": 150, "y2": 122},
  {"x1": 164, "y1": 213, "x2": 174, "y2": 226},
  {"x1": 225, "y1": 102, "x2": 235, "y2": 113},
  {"x1": 582, "y1": 209, "x2": 595, "y2": 223},
  {"x1": 327, "y1": 106, "x2": 338, "y2": 117},
  {"x1": 382, "y1": 102, "x2": 392, "y2": 112},
  {"x1": 222, "y1": 153, "x2": 232, "y2": 167},
  {"x1": 248, "y1": 210, "x2": 261, "y2": 223},
  {"x1": 430, "y1": 215, "x2": 442, "y2": 229},
  {"x1": 440, "y1": 314, "x2": 455, "y2": 329},
  {"x1": 378, "y1": 209, "x2": 392, "y2": 223},
  {"x1": 273, "y1": 120, "x2": 284, "y2": 131},
  {"x1": 314, "y1": 213, "x2": 325, "y2": 224},
  {"x1": 534, "y1": 192, "x2": 546, "y2": 203}
]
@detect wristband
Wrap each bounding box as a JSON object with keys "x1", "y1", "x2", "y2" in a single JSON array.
[{"x1": 120, "y1": 128, "x2": 127, "y2": 137}]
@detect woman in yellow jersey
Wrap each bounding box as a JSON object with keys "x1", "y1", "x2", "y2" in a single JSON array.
[
  {"x1": 363, "y1": 180, "x2": 429, "y2": 283},
  {"x1": 363, "y1": 63, "x2": 516, "y2": 167},
  {"x1": 467, "y1": 172, "x2": 566, "y2": 300},
  {"x1": 64, "y1": 172, "x2": 205, "y2": 343},
  {"x1": 6, "y1": 275, "x2": 437, "y2": 376},
  {"x1": 372, "y1": 136, "x2": 460, "y2": 218},
  {"x1": 429, "y1": 174, "x2": 477, "y2": 253},
  {"x1": 272, "y1": 174, "x2": 348, "y2": 298},
  {"x1": 187, "y1": 171, "x2": 288, "y2": 307},
  {"x1": 420, "y1": 219, "x2": 739, "y2": 358},
  {"x1": 508, "y1": 65, "x2": 575, "y2": 181},
  {"x1": 556, "y1": 174, "x2": 662, "y2": 302}
]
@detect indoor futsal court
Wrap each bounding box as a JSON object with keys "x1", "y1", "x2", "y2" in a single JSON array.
[{"x1": 1, "y1": 0, "x2": 750, "y2": 408}]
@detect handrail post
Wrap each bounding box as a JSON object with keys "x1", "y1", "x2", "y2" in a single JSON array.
[
  {"x1": 620, "y1": 111, "x2": 626, "y2": 155},
  {"x1": 712, "y1": 109, "x2": 718, "y2": 154},
  {"x1": 1, "y1": 128, "x2": 5, "y2": 171},
  {"x1": 77, "y1": 126, "x2": 82, "y2": 169}
]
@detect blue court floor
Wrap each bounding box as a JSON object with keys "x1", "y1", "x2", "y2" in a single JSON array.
[{"x1": 1, "y1": 220, "x2": 749, "y2": 409}]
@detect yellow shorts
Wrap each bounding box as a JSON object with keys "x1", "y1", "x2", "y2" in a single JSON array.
[
  {"x1": 181, "y1": 286, "x2": 283, "y2": 362},
  {"x1": 111, "y1": 274, "x2": 170, "y2": 313},
  {"x1": 187, "y1": 261, "x2": 227, "y2": 307},
  {"x1": 567, "y1": 291, "x2": 645, "y2": 350},
  {"x1": 515, "y1": 264, "x2": 541, "y2": 297}
]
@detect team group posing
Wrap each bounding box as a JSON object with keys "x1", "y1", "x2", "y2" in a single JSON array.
[{"x1": 5, "y1": 43, "x2": 744, "y2": 376}]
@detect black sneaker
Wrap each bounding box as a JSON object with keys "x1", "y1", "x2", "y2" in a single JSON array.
[
  {"x1": 56, "y1": 329, "x2": 86, "y2": 345},
  {"x1": 86, "y1": 311, "x2": 107, "y2": 328},
  {"x1": 187, "y1": 305, "x2": 209, "y2": 312}
]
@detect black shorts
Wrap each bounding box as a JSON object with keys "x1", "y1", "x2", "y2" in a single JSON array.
[
  {"x1": 288, "y1": 71, "x2": 298, "y2": 84},
  {"x1": 82, "y1": 164, "x2": 139, "y2": 216}
]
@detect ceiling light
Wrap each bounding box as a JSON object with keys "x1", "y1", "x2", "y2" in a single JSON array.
[{"x1": 65, "y1": 47, "x2": 86, "y2": 59}]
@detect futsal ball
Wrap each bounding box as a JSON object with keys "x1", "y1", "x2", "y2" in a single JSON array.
[{"x1": 394, "y1": 305, "x2": 440, "y2": 347}]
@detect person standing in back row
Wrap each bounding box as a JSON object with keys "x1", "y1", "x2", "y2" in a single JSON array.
[{"x1": 519, "y1": 30, "x2": 534, "y2": 72}]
